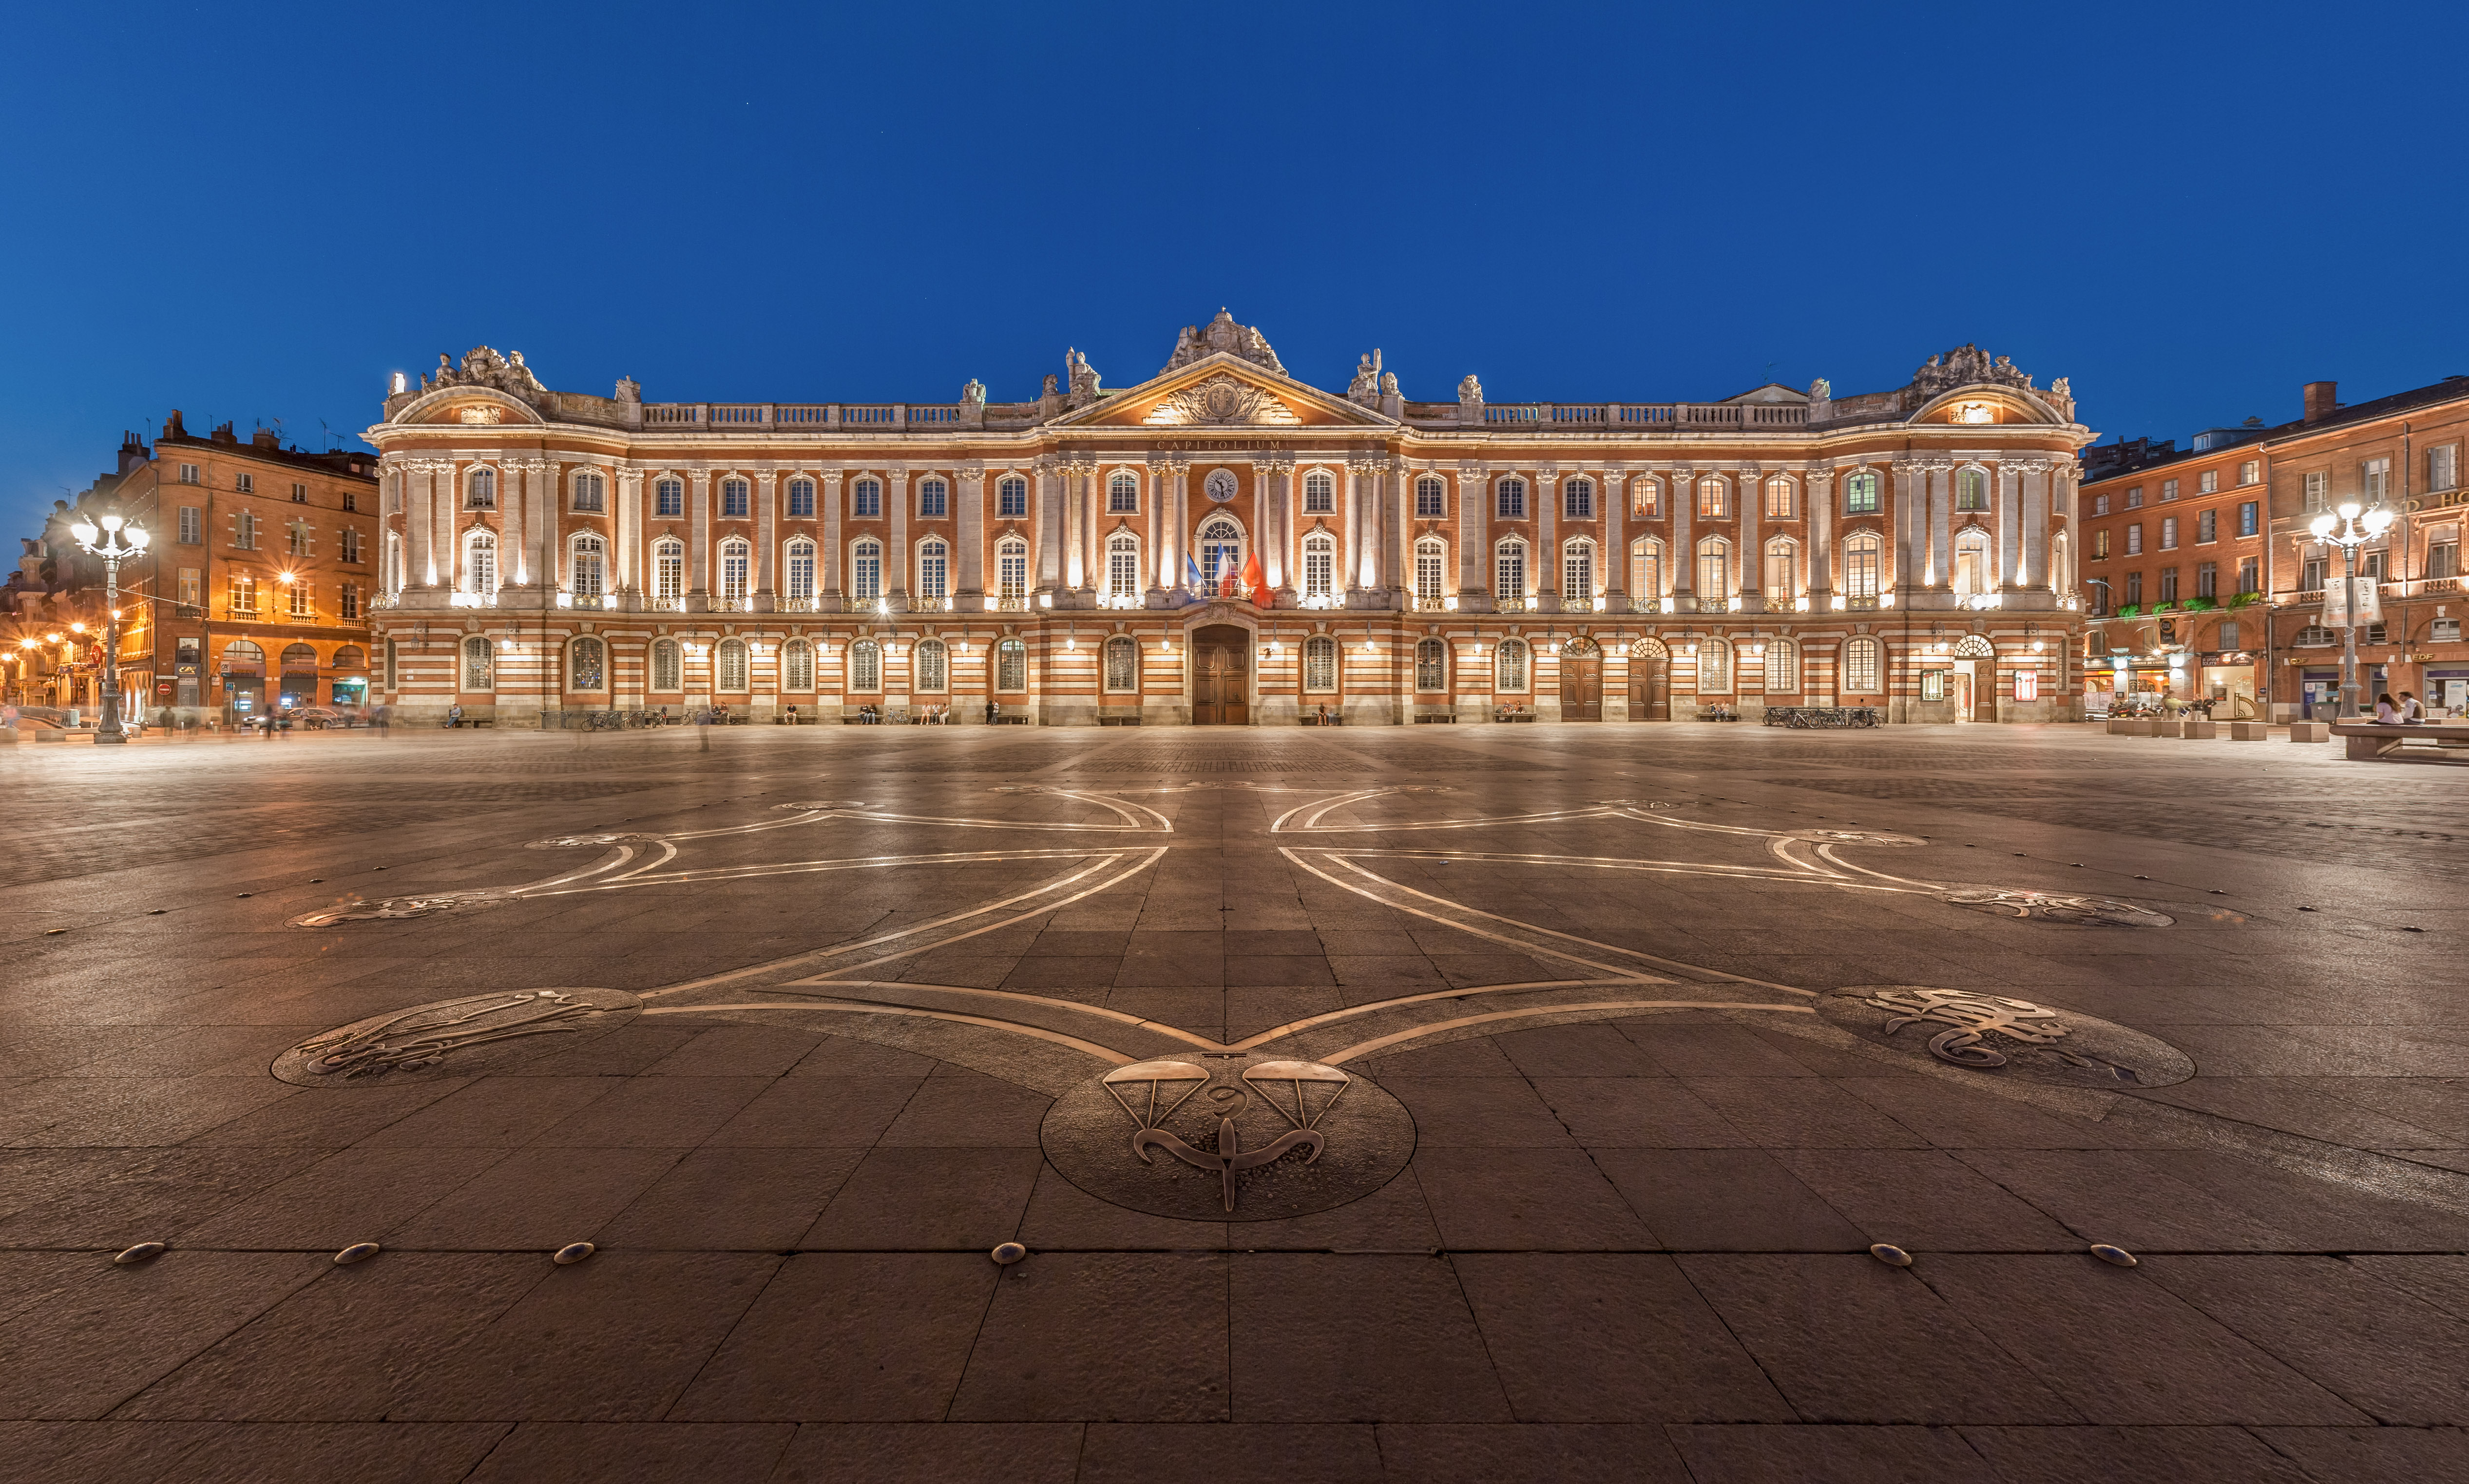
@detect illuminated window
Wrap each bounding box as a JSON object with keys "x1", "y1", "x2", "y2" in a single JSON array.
[
  {"x1": 651, "y1": 639, "x2": 681, "y2": 690},
  {"x1": 1843, "y1": 472, "x2": 1878, "y2": 514},
  {"x1": 718, "y1": 538, "x2": 751, "y2": 601},
  {"x1": 1695, "y1": 537, "x2": 1729, "y2": 601},
  {"x1": 1107, "y1": 473, "x2": 1137, "y2": 514},
  {"x1": 916, "y1": 639, "x2": 948, "y2": 692},
  {"x1": 1562, "y1": 539, "x2": 1595, "y2": 607},
  {"x1": 652, "y1": 538, "x2": 684, "y2": 603},
  {"x1": 1632, "y1": 538, "x2": 1665, "y2": 602},
  {"x1": 571, "y1": 636, "x2": 605, "y2": 690},
  {"x1": 1105, "y1": 533, "x2": 1138, "y2": 603},
  {"x1": 1841, "y1": 533, "x2": 1881, "y2": 598},
  {"x1": 1302, "y1": 533, "x2": 1335, "y2": 602},
  {"x1": 1103, "y1": 636, "x2": 1137, "y2": 692},
  {"x1": 1764, "y1": 537, "x2": 1797, "y2": 601},
  {"x1": 1415, "y1": 638, "x2": 1446, "y2": 692},
  {"x1": 784, "y1": 539, "x2": 814, "y2": 601},
  {"x1": 461, "y1": 636, "x2": 493, "y2": 689},
  {"x1": 463, "y1": 530, "x2": 498, "y2": 593},
  {"x1": 1304, "y1": 472, "x2": 1335, "y2": 513},
  {"x1": 996, "y1": 638, "x2": 1026, "y2": 692},
  {"x1": 783, "y1": 639, "x2": 814, "y2": 690},
  {"x1": 1494, "y1": 539, "x2": 1527, "y2": 603},
  {"x1": 996, "y1": 538, "x2": 1027, "y2": 601},
  {"x1": 716, "y1": 638, "x2": 747, "y2": 691},
  {"x1": 1493, "y1": 638, "x2": 1528, "y2": 691},
  {"x1": 850, "y1": 639, "x2": 881, "y2": 691},
  {"x1": 1633, "y1": 479, "x2": 1661, "y2": 517},
  {"x1": 1843, "y1": 637, "x2": 1881, "y2": 692},
  {"x1": 288, "y1": 581, "x2": 313, "y2": 618},
  {"x1": 1763, "y1": 477, "x2": 1794, "y2": 518},
  {"x1": 1304, "y1": 635, "x2": 1338, "y2": 692},
  {"x1": 1414, "y1": 537, "x2": 1445, "y2": 606},
  {"x1": 1763, "y1": 639, "x2": 1799, "y2": 693},
  {"x1": 1696, "y1": 638, "x2": 1730, "y2": 693},
  {"x1": 1696, "y1": 478, "x2": 1726, "y2": 518}
]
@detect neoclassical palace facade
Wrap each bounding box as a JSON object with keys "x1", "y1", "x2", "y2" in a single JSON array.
[{"x1": 364, "y1": 314, "x2": 2093, "y2": 725}]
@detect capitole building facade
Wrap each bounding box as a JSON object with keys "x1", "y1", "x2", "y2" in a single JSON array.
[{"x1": 362, "y1": 313, "x2": 2094, "y2": 726}]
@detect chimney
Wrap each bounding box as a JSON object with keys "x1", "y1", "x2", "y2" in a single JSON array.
[
  {"x1": 251, "y1": 427, "x2": 280, "y2": 450},
  {"x1": 162, "y1": 409, "x2": 186, "y2": 439},
  {"x1": 2303, "y1": 381, "x2": 2338, "y2": 424}
]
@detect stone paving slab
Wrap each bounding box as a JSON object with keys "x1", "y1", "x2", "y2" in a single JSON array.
[{"x1": 0, "y1": 723, "x2": 2464, "y2": 1480}]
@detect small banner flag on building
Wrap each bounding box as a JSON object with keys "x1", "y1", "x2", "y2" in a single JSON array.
[{"x1": 1241, "y1": 551, "x2": 1270, "y2": 607}]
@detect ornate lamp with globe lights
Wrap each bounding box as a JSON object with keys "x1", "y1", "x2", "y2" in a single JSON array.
[
  {"x1": 2308, "y1": 500, "x2": 2393, "y2": 720},
  {"x1": 65, "y1": 513, "x2": 150, "y2": 743}
]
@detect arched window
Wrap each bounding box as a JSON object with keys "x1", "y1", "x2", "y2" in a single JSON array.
[
  {"x1": 915, "y1": 639, "x2": 948, "y2": 692},
  {"x1": 650, "y1": 638, "x2": 682, "y2": 691},
  {"x1": 720, "y1": 478, "x2": 750, "y2": 519},
  {"x1": 718, "y1": 537, "x2": 751, "y2": 602},
  {"x1": 281, "y1": 643, "x2": 319, "y2": 675},
  {"x1": 918, "y1": 538, "x2": 949, "y2": 605},
  {"x1": 1632, "y1": 538, "x2": 1665, "y2": 608},
  {"x1": 715, "y1": 638, "x2": 747, "y2": 691},
  {"x1": 782, "y1": 639, "x2": 814, "y2": 691},
  {"x1": 918, "y1": 477, "x2": 948, "y2": 518},
  {"x1": 1843, "y1": 636, "x2": 1882, "y2": 693},
  {"x1": 1563, "y1": 478, "x2": 1594, "y2": 520},
  {"x1": 1842, "y1": 533, "x2": 1882, "y2": 599},
  {"x1": 1695, "y1": 537, "x2": 1730, "y2": 603},
  {"x1": 573, "y1": 471, "x2": 605, "y2": 512},
  {"x1": 1303, "y1": 635, "x2": 1338, "y2": 691},
  {"x1": 1108, "y1": 473, "x2": 1138, "y2": 514},
  {"x1": 1696, "y1": 638, "x2": 1731, "y2": 694},
  {"x1": 466, "y1": 467, "x2": 496, "y2": 509},
  {"x1": 1495, "y1": 539, "x2": 1528, "y2": 605},
  {"x1": 1562, "y1": 539, "x2": 1596, "y2": 609},
  {"x1": 1106, "y1": 532, "x2": 1140, "y2": 603},
  {"x1": 1953, "y1": 529, "x2": 1991, "y2": 595},
  {"x1": 1696, "y1": 477, "x2": 1726, "y2": 518},
  {"x1": 1103, "y1": 635, "x2": 1138, "y2": 692},
  {"x1": 1763, "y1": 537, "x2": 1798, "y2": 604},
  {"x1": 654, "y1": 477, "x2": 684, "y2": 518},
  {"x1": 787, "y1": 477, "x2": 815, "y2": 517},
  {"x1": 852, "y1": 478, "x2": 882, "y2": 518},
  {"x1": 997, "y1": 476, "x2": 1028, "y2": 517},
  {"x1": 570, "y1": 636, "x2": 606, "y2": 691},
  {"x1": 1844, "y1": 471, "x2": 1880, "y2": 513},
  {"x1": 331, "y1": 645, "x2": 366, "y2": 670},
  {"x1": 1956, "y1": 467, "x2": 1991, "y2": 512},
  {"x1": 1198, "y1": 517, "x2": 1242, "y2": 591},
  {"x1": 1494, "y1": 638, "x2": 1529, "y2": 692},
  {"x1": 1414, "y1": 537, "x2": 1446, "y2": 607},
  {"x1": 1763, "y1": 476, "x2": 1795, "y2": 519},
  {"x1": 996, "y1": 537, "x2": 1028, "y2": 602},
  {"x1": 1762, "y1": 638, "x2": 1799, "y2": 693},
  {"x1": 1632, "y1": 479, "x2": 1661, "y2": 517},
  {"x1": 1415, "y1": 637, "x2": 1447, "y2": 692},
  {"x1": 461, "y1": 635, "x2": 493, "y2": 689},
  {"x1": 1302, "y1": 533, "x2": 1336, "y2": 603},
  {"x1": 850, "y1": 639, "x2": 881, "y2": 691},
  {"x1": 652, "y1": 538, "x2": 684, "y2": 604},
  {"x1": 784, "y1": 538, "x2": 816, "y2": 602},
  {"x1": 570, "y1": 534, "x2": 606, "y2": 599},
  {"x1": 463, "y1": 529, "x2": 498, "y2": 594},
  {"x1": 996, "y1": 638, "x2": 1026, "y2": 692},
  {"x1": 851, "y1": 538, "x2": 882, "y2": 601},
  {"x1": 1416, "y1": 476, "x2": 1446, "y2": 518},
  {"x1": 1303, "y1": 471, "x2": 1335, "y2": 513},
  {"x1": 1496, "y1": 478, "x2": 1527, "y2": 519}
]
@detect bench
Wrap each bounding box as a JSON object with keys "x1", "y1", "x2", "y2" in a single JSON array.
[{"x1": 2329, "y1": 722, "x2": 2469, "y2": 763}]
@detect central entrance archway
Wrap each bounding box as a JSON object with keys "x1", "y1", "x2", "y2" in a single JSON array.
[
  {"x1": 1559, "y1": 635, "x2": 1602, "y2": 721},
  {"x1": 1192, "y1": 624, "x2": 1250, "y2": 725}
]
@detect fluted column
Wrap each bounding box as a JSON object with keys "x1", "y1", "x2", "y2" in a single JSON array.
[
  {"x1": 1603, "y1": 467, "x2": 1627, "y2": 611},
  {"x1": 1672, "y1": 467, "x2": 1695, "y2": 608},
  {"x1": 887, "y1": 465, "x2": 910, "y2": 608},
  {"x1": 1741, "y1": 465, "x2": 1763, "y2": 607},
  {"x1": 1534, "y1": 465, "x2": 1559, "y2": 610},
  {"x1": 616, "y1": 470, "x2": 642, "y2": 593},
  {"x1": 1387, "y1": 458, "x2": 1410, "y2": 603},
  {"x1": 820, "y1": 471, "x2": 845, "y2": 605},
  {"x1": 1927, "y1": 460, "x2": 1953, "y2": 592},
  {"x1": 498, "y1": 461, "x2": 528, "y2": 587},
  {"x1": 1459, "y1": 462, "x2": 1488, "y2": 609},
  {"x1": 1170, "y1": 454, "x2": 1194, "y2": 589},
  {"x1": 755, "y1": 472, "x2": 778, "y2": 600},
  {"x1": 957, "y1": 462, "x2": 985, "y2": 601},
  {"x1": 1807, "y1": 468, "x2": 1835, "y2": 599},
  {"x1": 2018, "y1": 458, "x2": 2051, "y2": 591},
  {"x1": 1034, "y1": 457, "x2": 1062, "y2": 595},
  {"x1": 689, "y1": 471, "x2": 711, "y2": 601},
  {"x1": 403, "y1": 458, "x2": 436, "y2": 588},
  {"x1": 1261, "y1": 456, "x2": 1291, "y2": 596},
  {"x1": 1891, "y1": 460, "x2": 1922, "y2": 593},
  {"x1": 1997, "y1": 462, "x2": 2022, "y2": 590}
]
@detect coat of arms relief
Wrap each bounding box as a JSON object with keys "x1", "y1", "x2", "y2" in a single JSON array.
[{"x1": 1145, "y1": 374, "x2": 1301, "y2": 427}]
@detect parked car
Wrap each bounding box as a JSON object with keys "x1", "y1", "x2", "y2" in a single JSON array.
[{"x1": 290, "y1": 706, "x2": 354, "y2": 729}]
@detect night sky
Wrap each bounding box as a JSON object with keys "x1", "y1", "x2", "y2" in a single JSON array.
[{"x1": 5, "y1": 0, "x2": 2464, "y2": 535}]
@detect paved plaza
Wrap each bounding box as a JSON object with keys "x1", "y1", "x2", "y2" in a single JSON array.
[{"x1": 1, "y1": 722, "x2": 2465, "y2": 1483}]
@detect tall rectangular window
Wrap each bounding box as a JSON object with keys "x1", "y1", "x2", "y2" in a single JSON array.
[
  {"x1": 2125, "y1": 571, "x2": 2143, "y2": 604},
  {"x1": 341, "y1": 529, "x2": 363, "y2": 562},
  {"x1": 230, "y1": 572, "x2": 258, "y2": 612},
  {"x1": 574, "y1": 473, "x2": 606, "y2": 512},
  {"x1": 288, "y1": 519, "x2": 312, "y2": 556},
  {"x1": 2093, "y1": 530, "x2": 2110, "y2": 559},
  {"x1": 288, "y1": 581, "x2": 313, "y2": 618},
  {"x1": 1696, "y1": 480, "x2": 1724, "y2": 518},
  {"x1": 2125, "y1": 487, "x2": 2144, "y2": 509},
  {"x1": 291, "y1": 482, "x2": 308, "y2": 503},
  {"x1": 2432, "y1": 445, "x2": 2460, "y2": 492},
  {"x1": 233, "y1": 511, "x2": 259, "y2": 550},
  {"x1": 1496, "y1": 479, "x2": 1526, "y2": 519},
  {"x1": 1763, "y1": 478, "x2": 1793, "y2": 518},
  {"x1": 1495, "y1": 544, "x2": 1526, "y2": 602},
  {"x1": 235, "y1": 473, "x2": 254, "y2": 494},
  {"x1": 2159, "y1": 568, "x2": 2180, "y2": 601},
  {"x1": 720, "y1": 479, "x2": 750, "y2": 518},
  {"x1": 2093, "y1": 494, "x2": 2110, "y2": 516},
  {"x1": 2198, "y1": 510, "x2": 2216, "y2": 543},
  {"x1": 2300, "y1": 556, "x2": 2325, "y2": 591},
  {"x1": 1843, "y1": 473, "x2": 1878, "y2": 513},
  {"x1": 178, "y1": 568, "x2": 201, "y2": 606},
  {"x1": 2362, "y1": 457, "x2": 2390, "y2": 501},
  {"x1": 921, "y1": 478, "x2": 950, "y2": 517},
  {"x1": 177, "y1": 463, "x2": 198, "y2": 484},
  {"x1": 2429, "y1": 542, "x2": 2460, "y2": 578},
  {"x1": 853, "y1": 480, "x2": 881, "y2": 518},
  {"x1": 2239, "y1": 460, "x2": 2260, "y2": 486},
  {"x1": 1416, "y1": 477, "x2": 1445, "y2": 518},
  {"x1": 2126, "y1": 523, "x2": 2143, "y2": 555},
  {"x1": 2219, "y1": 620, "x2": 2239, "y2": 650},
  {"x1": 2161, "y1": 516, "x2": 2178, "y2": 550},
  {"x1": 2239, "y1": 501, "x2": 2259, "y2": 536},
  {"x1": 1103, "y1": 475, "x2": 1132, "y2": 514},
  {"x1": 1563, "y1": 479, "x2": 1593, "y2": 519},
  {"x1": 343, "y1": 489, "x2": 357, "y2": 512},
  {"x1": 178, "y1": 506, "x2": 201, "y2": 543},
  {"x1": 786, "y1": 478, "x2": 814, "y2": 517},
  {"x1": 2303, "y1": 471, "x2": 2328, "y2": 510},
  {"x1": 2238, "y1": 556, "x2": 2259, "y2": 593},
  {"x1": 2197, "y1": 561, "x2": 2217, "y2": 598},
  {"x1": 998, "y1": 477, "x2": 1027, "y2": 517},
  {"x1": 655, "y1": 479, "x2": 684, "y2": 517},
  {"x1": 1304, "y1": 472, "x2": 1336, "y2": 514},
  {"x1": 2159, "y1": 478, "x2": 2179, "y2": 502},
  {"x1": 2197, "y1": 471, "x2": 2218, "y2": 494}
]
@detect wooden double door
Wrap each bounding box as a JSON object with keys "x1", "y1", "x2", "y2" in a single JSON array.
[
  {"x1": 1192, "y1": 624, "x2": 1249, "y2": 725},
  {"x1": 1629, "y1": 658, "x2": 1669, "y2": 721},
  {"x1": 1559, "y1": 653, "x2": 1603, "y2": 721}
]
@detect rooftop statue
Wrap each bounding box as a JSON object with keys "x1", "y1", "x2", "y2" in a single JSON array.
[{"x1": 1160, "y1": 308, "x2": 1288, "y2": 379}]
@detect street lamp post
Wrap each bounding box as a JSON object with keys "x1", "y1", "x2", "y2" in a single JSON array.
[
  {"x1": 2308, "y1": 501, "x2": 2393, "y2": 720},
  {"x1": 66, "y1": 514, "x2": 150, "y2": 745}
]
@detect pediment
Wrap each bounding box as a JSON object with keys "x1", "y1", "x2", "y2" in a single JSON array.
[
  {"x1": 1052, "y1": 355, "x2": 1395, "y2": 430},
  {"x1": 387, "y1": 386, "x2": 547, "y2": 427}
]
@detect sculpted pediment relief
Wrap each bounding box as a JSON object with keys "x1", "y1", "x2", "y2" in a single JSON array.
[{"x1": 1148, "y1": 374, "x2": 1302, "y2": 427}]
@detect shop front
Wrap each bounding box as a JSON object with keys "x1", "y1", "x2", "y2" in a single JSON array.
[
  {"x1": 278, "y1": 645, "x2": 320, "y2": 710},
  {"x1": 2198, "y1": 650, "x2": 2258, "y2": 719},
  {"x1": 330, "y1": 644, "x2": 368, "y2": 706},
  {"x1": 220, "y1": 640, "x2": 266, "y2": 718}
]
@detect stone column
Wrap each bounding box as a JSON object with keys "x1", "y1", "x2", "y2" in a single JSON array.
[
  {"x1": 1927, "y1": 460, "x2": 1953, "y2": 592},
  {"x1": 887, "y1": 466, "x2": 910, "y2": 609},
  {"x1": 1341, "y1": 460, "x2": 1365, "y2": 595},
  {"x1": 499, "y1": 461, "x2": 527, "y2": 587},
  {"x1": 689, "y1": 471, "x2": 711, "y2": 604},
  {"x1": 405, "y1": 458, "x2": 435, "y2": 588},
  {"x1": 755, "y1": 472, "x2": 778, "y2": 602},
  {"x1": 1997, "y1": 462, "x2": 2022, "y2": 590},
  {"x1": 1741, "y1": 465, "x2": 1763, "y2": 608},
  {"x1": 617, "y1": 470, "x2": 642, "y2": 594},
  {"x1": 1460, "y1": 462, "x2": 1488, "y2": 609},
  {"x1": 1807, "y1": 467, "x2": 1835, "y2": 599},
  {"x1": 1672, "y1": 467, "x2": 1695, "y2": 608},
  {"x1": 1261, "y1": 456, "x2": 1291, "y2": 597},
  {"x1": 821, "y1": 471, "x2": 845, "y2": 606},
  {"x1": 1603, "y1": 467, "x2": 1627, "y2": 611},
  {"x1": 1388, "y1": 458, "x2": 1410, "y2": 605},
  {"x1": 957, "y1": 462, "x2": 986, "y2": 602},
  {"x1": 1535, "y1": 466, "x2": 1559, "y2": 611},
  {"x1": 1034, "y1": 457, "x2": 1062, "y2": 596},
  {"x1": 2018, "y1": 458, "x2": 2051, "y2": 591},
  {"x1": 1892, "y1": 460, "x2": 1922, "y2": 593}
]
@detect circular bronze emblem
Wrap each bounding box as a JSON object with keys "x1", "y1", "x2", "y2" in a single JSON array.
[
  {"x1": 1817, "y1": 986, "x2": 2192, "y2": 1088},
  {"x1": 1041, "y1": 1056, "x2": 1416, "y2": 1221}
]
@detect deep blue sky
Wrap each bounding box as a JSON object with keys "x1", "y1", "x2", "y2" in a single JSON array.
[{"x1": 6, "y1": 0, "x2": 2465, "y2": 536}]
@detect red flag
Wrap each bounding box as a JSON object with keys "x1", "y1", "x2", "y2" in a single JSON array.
[{"x1": 1240, "y1": 551, "x2": 1269, "y2": 606}]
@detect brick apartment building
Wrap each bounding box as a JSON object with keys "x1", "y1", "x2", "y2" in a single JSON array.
[
  {"x1": 2077, "y1": 374, "x2": 2469, "y2": 719},
  {"x1": 55, "y1": 415, "x2": 383, "y2": 716}
]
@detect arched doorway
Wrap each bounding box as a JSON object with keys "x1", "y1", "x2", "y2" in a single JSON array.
[
  {"x1": 1191, "y1": 623, "x2": 1249, "y2": 725},
  {"x1": 1559, "y1": 635, "x2": 1602, "y2": 721},
  {"x1": 1952, "y1": 634, "x2": 1994, "y2": 723},
  {"x1": 1628, "y1": 637, "x2": 1669, "y2": 721},
  {"x1": 221, "y1": 640, "x2": 266, "y2": 717}
]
